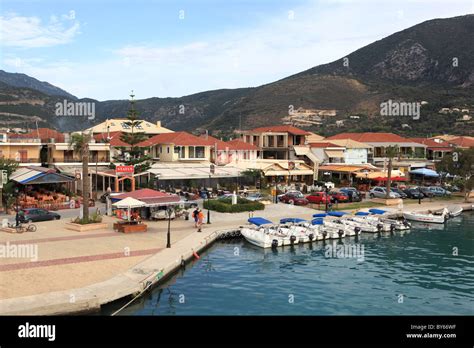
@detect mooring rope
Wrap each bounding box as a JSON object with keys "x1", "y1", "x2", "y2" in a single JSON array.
[{"x1": 111, "y1": 269, "x2": 164, "y2": 316}]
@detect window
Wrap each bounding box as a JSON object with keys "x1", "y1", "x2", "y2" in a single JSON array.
[
  {"x1": 188, "y1": 146, "x2": 205, "y2": 158},
  {"x1": 135, "y1": 124, "x2": 143, "y2": 130},
  {"x1": 160, "y1": 146, "x2": 163, "y2": 154},
  {"x1": 195, "y1": 146, "x2": 205, "y2": 158},
  {"x1": 121, "y1": 122, "x2": 130, "y2": 129},
  {"x1": 167, "y1": 146, "x2": 170, "y2": 154},
  {"x1": 174, "y1": 146, "x2": 185, "y2": 158}
]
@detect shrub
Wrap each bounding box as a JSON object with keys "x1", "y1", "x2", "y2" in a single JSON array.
[
  {"x1": 71, "y1": 212, "x2": 103, "y2": 224},
  {"x1": 203, "y1": 197, "x2": 265, "y2": 213}
]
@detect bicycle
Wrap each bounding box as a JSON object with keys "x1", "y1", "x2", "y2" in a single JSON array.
[{"x1": 8, "y1": 222, "x2": 37, "y2": 233}]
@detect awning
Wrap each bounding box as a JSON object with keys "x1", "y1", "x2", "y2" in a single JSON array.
[
  {"x1": 11, "y1": 167, "x2": 75, "y2": 185},
  {"x1": 409, "y1": 168, "x2": 439, "y2": 177},
  {"x1": 355, "y1": 170, "x2": 405, "y2": 179},
  {"x1": 263, "y1": 169, "x2": 314, "y2": 176},
  {"x1": 111, "y1": 188, "x2": 180, "y2": 206},
  {"x1": 147, "y1": 163, "x2": 241, "y2": 180},
  {"x1": 293, "y1": 146, "x2": 309, "y2": 156},
  {"x1": 325, "y1": 149, "x2": 344, "y2": 158},
  {"x1": 112, "y1": 197, "x2": 146, "y2": 208}
]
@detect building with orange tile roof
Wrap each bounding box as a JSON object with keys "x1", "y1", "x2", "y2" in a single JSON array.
[{"x1": 238, "y1": 125, "x2": 311, "y2": 160}]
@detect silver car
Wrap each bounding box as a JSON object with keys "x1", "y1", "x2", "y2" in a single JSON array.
[{"x1": 369, "y1": 186, "x2": 400, "y2": 199}]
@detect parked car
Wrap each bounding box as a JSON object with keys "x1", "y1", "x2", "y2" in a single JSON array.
[
  {"x1": 416, "y1": 187, "x2": 435, "y2": 198},
  {"x1": 369, "y1": 186, "x2": 400, "y2": 199},
  {"x1": 428, "y1": 186, "x2": 451, "y2": 196},
  {"x1": 306, "y1": 191, "x2": 331, "y2": 204},
  {"x1": 277, "y1": 190, "x2": 300, "y2": 202},
  {"x1": 279, "y1": 191, "x2": 309, "y2": 205},
  {"x1": 328, "y1": 191, "x2": 349, "y2": 203},
  {"x1": 390, "y1": 187, "x2": 407, "y2": 199},
  {"x1": 339, "y1": 187, "x2": 362, "y2": 202},
  {"x1": 18, "y1": 208, "x2": 61, "y2": 223},
  {"x1": 246, "y1": 192, "x2": 265, "y2": 201},
  {"x1": 442, "y1": 184, "x2": 460, "y2": 192},
  {"x1": 403, "y1": 188, "x2": 424, "y2": 199}
]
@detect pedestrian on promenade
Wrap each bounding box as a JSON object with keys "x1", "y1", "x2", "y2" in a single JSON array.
[
  {"x1": 192, "y1": 207, "x2": 199, "y2": 227},
  {"x1": 197, "y1": 209, "x2": 204, "y2": 232}
]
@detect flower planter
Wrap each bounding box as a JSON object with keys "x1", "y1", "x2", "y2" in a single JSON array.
[
  {"x1": 65, "y1": 222, "x2": 108, "y2": 232},
  {"x1": 113, "y1": 222, "x2": 147, "y2": 233},
  {"x1": 370, "y1": 198, "x2": 403, "y2": 206}
]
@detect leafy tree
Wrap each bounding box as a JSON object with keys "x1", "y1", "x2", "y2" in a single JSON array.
[
  {"x1": 69, "y1": 132, "x2": 91, "y2": 222},
  {"x1": 241, "y1": 168, "x2": 263, "y2": 188},
  {"x1": 114, "y1": 92, "x2": 152, "y2": 173},
  {"x1": 436, "y1": 148, "x2": 474, "y2": 201},
  {"x1": 384, "y1": 145, "x2": 399, "y2": 198},
  {"x1": 0, "y1": 158, "x2": 19, "y2": 210}
]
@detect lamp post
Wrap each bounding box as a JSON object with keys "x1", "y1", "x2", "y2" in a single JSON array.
[
  {"x1": 166, "y1": 206, "x2": 172, "y2": 248},
  {"x1": 365, "y1": 172, "x2": 370, "y2": 200},
  {"x1": 207, "y1": 164, "x2": 215, "y2": 224}
]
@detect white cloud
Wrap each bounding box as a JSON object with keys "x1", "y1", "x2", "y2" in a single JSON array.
[
  {"x1": 0, "y1": 13, "x2": 80, "y2": 48},
  {"x1": 1, "y1": 0, "x2": 471, "y2": 100}
]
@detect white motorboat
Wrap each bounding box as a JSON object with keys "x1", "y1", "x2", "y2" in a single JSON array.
[
  {"x1": 364, "y1": 209, "x2": 412, "y2": 231},
  {"x1": 311, "y1": 217, "x2": 349, "y2": 238},
  {"x1": 347, "y1": 216, "x2": 388, "y2": 232},
  {"x1": 447, "y1": 205, "x2": 463, "y2": 217},
  {"x1": 240, "y1": 227, "x2": 284, "y2": 248},
  {"x1": 402, "y1": 208, "x2": 449, "y2": 224}
]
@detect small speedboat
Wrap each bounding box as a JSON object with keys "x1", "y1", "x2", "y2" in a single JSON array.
[
  {"x1": 355, "y1": 211, "x2": 411, "y2": 231},
  {"x1": 240, "y1": 226, "x2": 284, "y2": 248},
  {"x1": 311, "y1": 217, "x2": 349, "y2": 238},
  {"x1": 403, "y1": 208, "x2": 449, "y2": 224},
  {"x1": 447, "y1": 205, "x2": 463, "y2": 217}
]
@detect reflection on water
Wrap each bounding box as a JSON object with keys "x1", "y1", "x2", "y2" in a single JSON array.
[{"x1": 103, "y1": 213, "x2": 474, "y2": 316}]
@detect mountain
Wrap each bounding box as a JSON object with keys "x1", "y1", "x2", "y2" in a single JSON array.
[
  {"x1": 0, "y1": 70, "x2": 76, "y2": 99},
  {"x1": 0, "y1": 15, "x2": 473, "y2": 137}
]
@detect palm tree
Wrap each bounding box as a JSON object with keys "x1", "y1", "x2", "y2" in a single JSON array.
[
  {"x1": 69, "y1": 132, "x2": 92, "y2": 222},
  {"x1": 384, "y1": 145, "x2": 399, "y2": 199}
]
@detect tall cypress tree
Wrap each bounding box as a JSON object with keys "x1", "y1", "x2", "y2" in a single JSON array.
[{"x1": 115, "y1": 91, "x2": 151, "y2": 173}]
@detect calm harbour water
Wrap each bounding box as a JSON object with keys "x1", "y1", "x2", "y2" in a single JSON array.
[{"x1": 104, "y1": 212, "x2": 474, "y2": 316}]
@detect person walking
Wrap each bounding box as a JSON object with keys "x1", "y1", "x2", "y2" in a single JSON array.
[
  {"x1": 192, "y1": 207, "x2": 199, "y2": 228},
  {"x1": 197, "y1": 209, "x2": 204, "y2": 232}
]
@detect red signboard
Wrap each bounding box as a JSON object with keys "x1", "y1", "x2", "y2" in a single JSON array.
[{"x1": 116, "y1": 165, "x2": 134, "y2": 176}]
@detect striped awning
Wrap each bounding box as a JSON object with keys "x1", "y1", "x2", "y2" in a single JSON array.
[{"x1": 10, "y1": 167, "x2": 75, "y2": 184}]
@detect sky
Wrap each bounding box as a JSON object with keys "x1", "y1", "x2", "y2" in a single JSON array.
[{"x1": 0, "y1": 0, "x2": 473, "y2": 101}]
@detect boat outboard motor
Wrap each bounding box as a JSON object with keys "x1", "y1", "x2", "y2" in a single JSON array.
[
  {"x1": 402, "y1": 220, "x2": 411, "y2": 228},
  {"x1": 354, "y1": 227, "x2": 361, "y2": 236},
  {"x1": 308, "y1": 233, "x2": 314, "y2": 241},
  {"x1": 322, "y1": 230, "x2": 328, "y2": 240},
  {"x1": 377, "y1": 223, "x2": 383, "y2": 233},
  {"x1": 338, "y1": 229, "x2": 344, "y2": 239},
  {"x1": 390, "y1": 224, "x2": 396, "y2": 234},
  {"x1": 271, "y1": 239, "x2": 279, "y2": 249},
  {"x1": 290, "y1": 235, "x2": 296, "y2": 245}
]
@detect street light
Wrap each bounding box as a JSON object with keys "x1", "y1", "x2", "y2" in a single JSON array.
[
  {"x1": 207, "y1": 163, "x2": 215, "y2": 224},
  {"x1": 166, "y1": 206, "x2": 172, "y2": 248}
]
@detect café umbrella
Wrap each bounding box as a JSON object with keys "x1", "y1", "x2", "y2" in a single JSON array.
[
  {"x1": 112, "y1": 197, "x2": 146, "y2": 221},
  {"x1": 409, "y1": 168, "x2": 440, "y2": 178}
]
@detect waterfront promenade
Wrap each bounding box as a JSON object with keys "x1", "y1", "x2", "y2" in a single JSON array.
[{"x1": 0, "y1": 198, "x2": 469, "y2": 315}]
